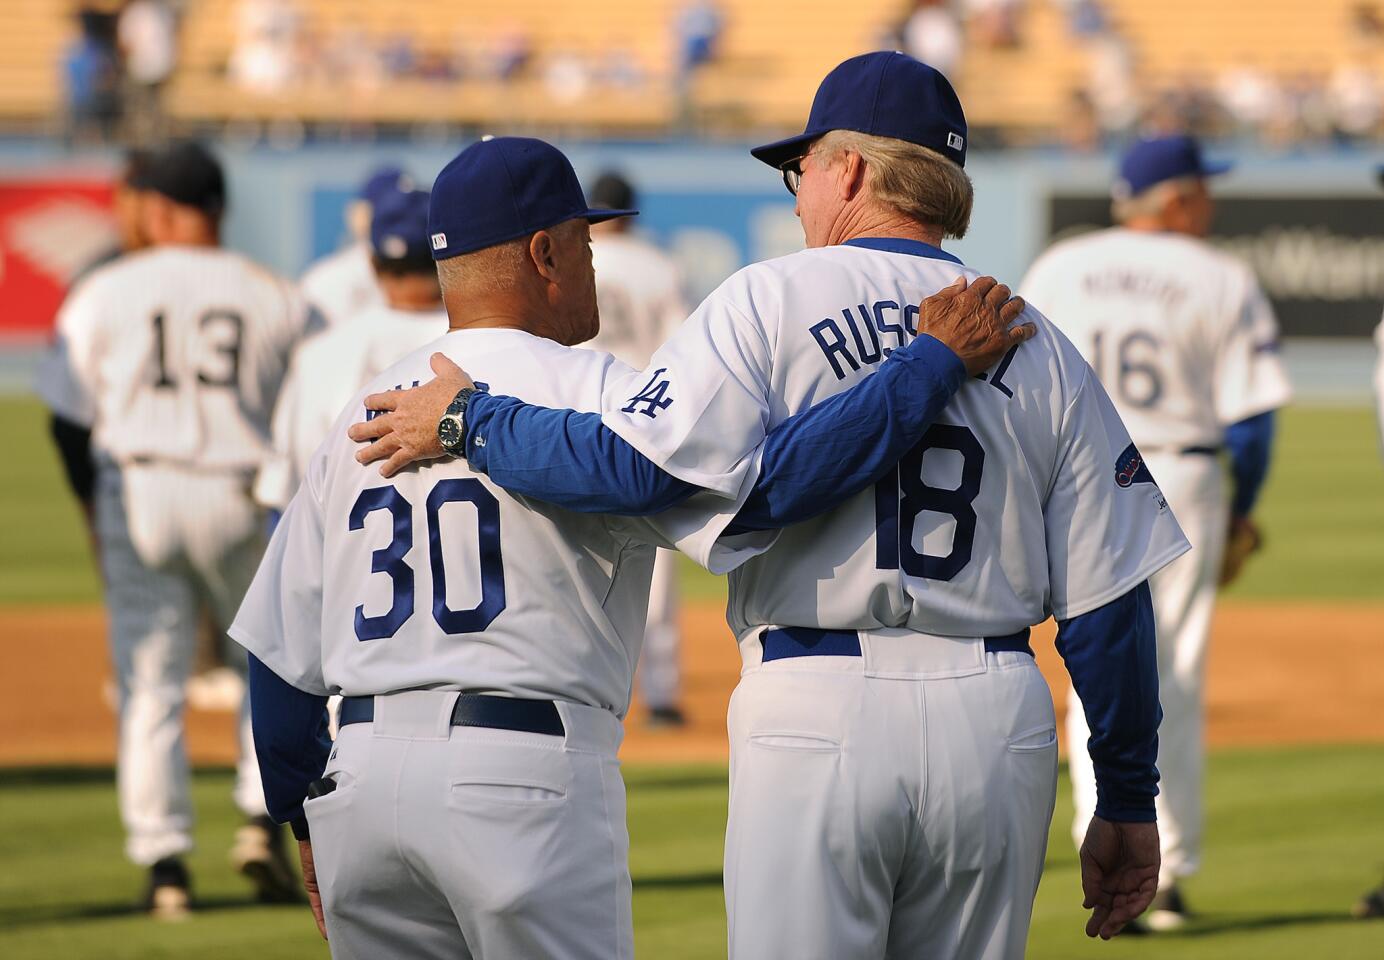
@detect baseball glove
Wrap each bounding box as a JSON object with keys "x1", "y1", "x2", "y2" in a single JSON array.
[{"x1": 1218, "y1": 516, "x2": 1262, "y2": 587}]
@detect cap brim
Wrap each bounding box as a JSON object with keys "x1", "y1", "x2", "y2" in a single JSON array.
[
  {"x1": 583, "y1": 207, "x2": 638, "y2": 224},
  {"x1": 749, "y1": 131, "x2": 819, "y2": 169},
  {"x1": 1201, "y1": 159, "x2": 1233, "y2": 178}
]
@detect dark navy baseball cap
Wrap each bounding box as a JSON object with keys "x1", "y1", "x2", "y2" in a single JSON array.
[
  {"x1": 1115, "y1": 135, "x2": 1232, "y2": 198},
  {"x1": 129, "y1": 141, "x2": 226, "y2": 216},
  {"x1": 428, "y1": 136, "x2": 637, "y2": 260},
  {"x1": 358, "y1": 164, "x2": 413, "y2": 206},
  {"x1": 750, "y1": 51, "x2": 968, "y2": 170},
  {"x1": 370, "y1": 188, "x2": 432, "y2": 262}
]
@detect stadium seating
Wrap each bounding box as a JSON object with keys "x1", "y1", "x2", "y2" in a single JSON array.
[{"x1": 1, "y1": 0, "x2": 1380, "y2": 139}]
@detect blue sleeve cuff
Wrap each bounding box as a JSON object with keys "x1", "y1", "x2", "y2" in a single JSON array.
[
  {"x1": 247, "y1": 654, "x2": 331, "y2": 830},
  {"x1": 1055, "y1": 581, "x2": 1161, "y2": 822},
  {"x1": 1224, "y1": 410, "x2": 1275, "y2": 518}
]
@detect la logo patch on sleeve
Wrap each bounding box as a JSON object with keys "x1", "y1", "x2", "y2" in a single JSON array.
[{"x1": 1114, "y1": 443, "x2": 1156, "y2": 488}]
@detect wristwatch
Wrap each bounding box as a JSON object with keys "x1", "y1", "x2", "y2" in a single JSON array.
[{"x1": 437, "y1": 386, "x2": 478, "y2": 458}]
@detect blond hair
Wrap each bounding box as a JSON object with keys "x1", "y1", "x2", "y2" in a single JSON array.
[{"x1": 816, "y1": 129, "x2": 973, "y2": 238}]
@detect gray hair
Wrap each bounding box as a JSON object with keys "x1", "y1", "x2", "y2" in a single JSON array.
[
  {"x1": 1111, "y1": 175, "x2": 1201, "y2": 224},
  {"x1": 435, "y1": 219, "x2": 587, "y2": 298},
  {"x1": 815, "y1": 130, "x2": 974, "y2": 238}
]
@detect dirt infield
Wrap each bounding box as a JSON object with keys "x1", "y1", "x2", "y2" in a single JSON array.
[{"x1": 2, "y1": 600, "x2": 1381, "y2": 766}]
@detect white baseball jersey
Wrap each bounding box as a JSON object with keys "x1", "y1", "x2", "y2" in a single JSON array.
[
  {"x1": 1020, "y1": 227, "x2": 1293, "y2": 448},
  {"x1": 1374, "y1": 315, "x2": 1384, "y2": 451},
  {"x1": 597, "y1": 242, "x2": 1190, "y2": 640},
  {"x1": 254, "y1": 304, "x2": 448, "y2": 510},
  {"x1": 39, "y1": 245, "x2": 311, "y2": 470},
  {"x1": 231, "y1": 328, "x2": 768, "y2": 714},
  {"x1": 585, "y1": 232, "x2": 689, "y2": 368},
  {"x1": 298, "y1": 242, "x2": 384, "y2": 328}
]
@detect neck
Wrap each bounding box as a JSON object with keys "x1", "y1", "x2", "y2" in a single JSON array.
[
  {"x1": 444, "y1": 294, "x2": 564, "y2": 342},
  {"x1": 827, "y1": 203, "x2": 944, "y2": 248},
  {"x1": 1120, "y1": 216, "x2": 1170, "y2": 234}
]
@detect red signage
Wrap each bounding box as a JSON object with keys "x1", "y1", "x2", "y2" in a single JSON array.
[{"x1": 0, "y1": 178, "x2": 116, "y2": 343}]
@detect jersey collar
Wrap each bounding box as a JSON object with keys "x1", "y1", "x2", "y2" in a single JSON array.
[{"x1": 843, "y1": 236, "x2": 964, "y2": 265}]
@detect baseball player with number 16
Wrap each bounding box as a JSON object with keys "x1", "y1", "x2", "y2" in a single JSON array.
[{"x1": 353, "y1": 53, "x2": 1192, "y2": 957}]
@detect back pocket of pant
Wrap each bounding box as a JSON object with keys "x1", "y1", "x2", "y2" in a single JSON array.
[
  {"x1": 748, "y1": 731, "x2": 841, "y2": 754},
  {"x1": 451, "y1": 778, "x2": 567, "y2": 805},
  {"x1": 1007, "y1": 725, "x2": 1057, "y2": 754}
]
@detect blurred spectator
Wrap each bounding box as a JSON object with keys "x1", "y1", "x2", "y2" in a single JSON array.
[
  {"x1": 117, "y1": 0, "x2": 178, "y2": 144},
  {"x1": 490, "y1": 26, "x2": 533, "y2": 81},
  {"x1": 1217, "y1": 64, "x2": 1285, "y2": 140},
  {"x1": 229, "y1": 0, "x2": 303, "y2": 94},
  {"x1": 963, "y1": 0, "x2": 1022, "y2": 49},
  {"x1": 1063, "y1": 0, "x2": 1111, "y2": 40},
  {"x1": 901, "y1": 1, "x2": 963, "y2": 80},
  {"x1": 675, "y1": 0, "x2": 725, "y2": 74},
  {"x1": 1329, "y1": 59, "x2": 1383, "y2": 142},
  {"x1": 379, "y1": 33, "x2": 420, "y2": 80},
  {"x1": 1061, "y1": 88, "x2": 1102, "y2": 152},
  {"x1": 1086, "y1": 34, "x2": 1138, "y2": 135},
  {"x1": 64, "y1": 6, "x2": 121, "y2": 145},
  {"x1": 602, "y1": 43, "x2": 647, "y2": 90},
  {"x1": 544, "y1": 47, "x2": 594, "y2": 103}
]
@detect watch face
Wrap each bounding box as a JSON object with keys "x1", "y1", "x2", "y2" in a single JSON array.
[{"x1": 438, "y1": 415, "x2": 463, "y2": 450}]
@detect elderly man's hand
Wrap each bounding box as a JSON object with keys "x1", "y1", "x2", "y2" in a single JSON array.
[
  {"x1": 918, "y1": 275, "x2": 1036, "y2": 376},
  {"x1": 1078, "y1": 817, "x2": 1161, "y2": 940},
  {"x1": 347, "y1": 352, "x2": 474, "y2": 478}
]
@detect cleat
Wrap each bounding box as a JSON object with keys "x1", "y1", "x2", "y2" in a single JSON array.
[
  {"x1": 1353, "y1": 884, "x2": 1384, "y2": 920},
  {"x1": 1145, "y1": 884, "x2": 1190, "y2": 931},
  {"x1": 144, "y1": 856, "x2": 191, "y2": 921},
  {"x1": 231, "y1": 815, "x2": 303, "y2": 904}
]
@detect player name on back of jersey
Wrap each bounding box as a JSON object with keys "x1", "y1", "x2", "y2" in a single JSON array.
[
  {"x1": 808, "y1": 294, "x2": 1020, "y2": 396},
  {"x1": 1082, "y1": 268, "x2": 1190, "y2": 309}
]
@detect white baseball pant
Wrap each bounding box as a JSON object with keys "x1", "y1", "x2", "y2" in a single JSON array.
[
  {"x1": 1066, "y1": 452, "x2": 1226, "y2": 888},
  {"x1": 305, "y1": 691, "x2": 632, "y2": 960},
  {"x1": 725, "y1": 630, "x2": 1059, "y2": 959},
  {"x1": 95, "y1": 459, "x2": 269, "y2": 865},
  {"x1": 637, "y1": 548, "x2": 681, "y2": 711}
]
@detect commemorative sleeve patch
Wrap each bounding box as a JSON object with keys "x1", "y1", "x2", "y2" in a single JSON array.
[{"x1": 1114, "y1": 442, "x2": 1156, "y2": 488}]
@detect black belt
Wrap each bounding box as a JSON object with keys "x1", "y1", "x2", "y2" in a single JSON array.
[
  {"x1": 1143, "y1": 445, "x2": 1221, "y2": 457},
  {"x1": 338, "y1": 694, "x2": 565, "y2": 737},
  {"x1": 761, "y1": 626, "x2": 1033, "y2": 663}
]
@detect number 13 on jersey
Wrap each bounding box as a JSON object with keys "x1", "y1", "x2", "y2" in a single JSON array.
[{"x1": 874, "y1": 424, "x2": 985, "y2": 582}]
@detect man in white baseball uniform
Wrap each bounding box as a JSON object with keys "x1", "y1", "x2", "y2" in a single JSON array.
[
  {"x1": 232, "y1": 136, "x2": 1029, "y2": 958},
  {"x1": 256, "y1": 188, "x2": 448, "y2": 517},
  {"x1": 1020, "y1": 134, "x2": 1293, "y2": 929},
  {"x1": 38, "y1": 142, "x2": 312, "y2": 916},
  {"x1": 298, "y1": 164, "x2": 411, "y2": 328},
  {"x1": 353, "y1": 54, "x2": 1190, "y2": 958},
  {"x1": 584, "y1": 170, "x2": 691, "y2": 725}
]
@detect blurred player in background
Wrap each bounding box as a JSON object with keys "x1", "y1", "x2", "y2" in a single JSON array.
[
  {"x1": 38, "y1": 141, "x2": 314, "y2": 918},
  {"x1": 584, "y1": 170, "x2": 691, "y2": 726},
  {"x1": 1020, "y1": 134, "x2": 1293, "y2": 930},
  {"x1": 255, "y1": 188, "x2": 447, "y2": 517},
  {"x1": 299, "y1": 164, "x2": 413, "y2": 328}
]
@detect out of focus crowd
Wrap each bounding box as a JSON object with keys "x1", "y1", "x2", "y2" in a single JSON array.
[{"x1": 54, "y1": 0, "x2": 1384, "y2": 150}]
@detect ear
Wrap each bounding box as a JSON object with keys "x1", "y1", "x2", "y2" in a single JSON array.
[
  {"x1": 528, "y1": 230, "x2": 560, "y2": 282},
  {"x1": 839, "y1": 150, "x2": 867, "y2": 202}
]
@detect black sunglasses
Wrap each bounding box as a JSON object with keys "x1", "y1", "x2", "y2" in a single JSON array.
[{"x1": 779, "y1": 153, "x2": 808, "y2": 196}]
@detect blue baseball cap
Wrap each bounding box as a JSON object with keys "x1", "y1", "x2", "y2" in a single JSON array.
[
  {"x1": 358, "y1": 164, "x2": 414, "y2": 206},
  {"x1": 750, "y1": 51, "x2": 968, "y2": 170},
  {"x1": 1115, "y1": 135, "x2": 1232, "y2": 198},
  {"x1": 370, "y1": 188, "x2": 433, "y2": 262},
  {"x1": 428, "y1": 136, "x2": 637, "y2": 260}
]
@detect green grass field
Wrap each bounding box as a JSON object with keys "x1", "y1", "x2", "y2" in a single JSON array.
[
  {"x1": 2, "y1": 750, "x2": 1383, "y2": 959},
  {"x1": 4, "y1": 396, "x2": 1384, "y2": 957}
]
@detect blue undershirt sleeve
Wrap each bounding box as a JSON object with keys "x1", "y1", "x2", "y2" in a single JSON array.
[
  {"x1": 462, "y1": 334, "x2": 967, "y2": 525},
  {"x1": 1223, "y1": 410, "x2": 1275, "y2": 518},
  {"x1": 1055, "y1": 581, "x2": 1161, "y2": 823},
  {"x1": 247, "y1": 653, "x2": 331, "y2": 840}
]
